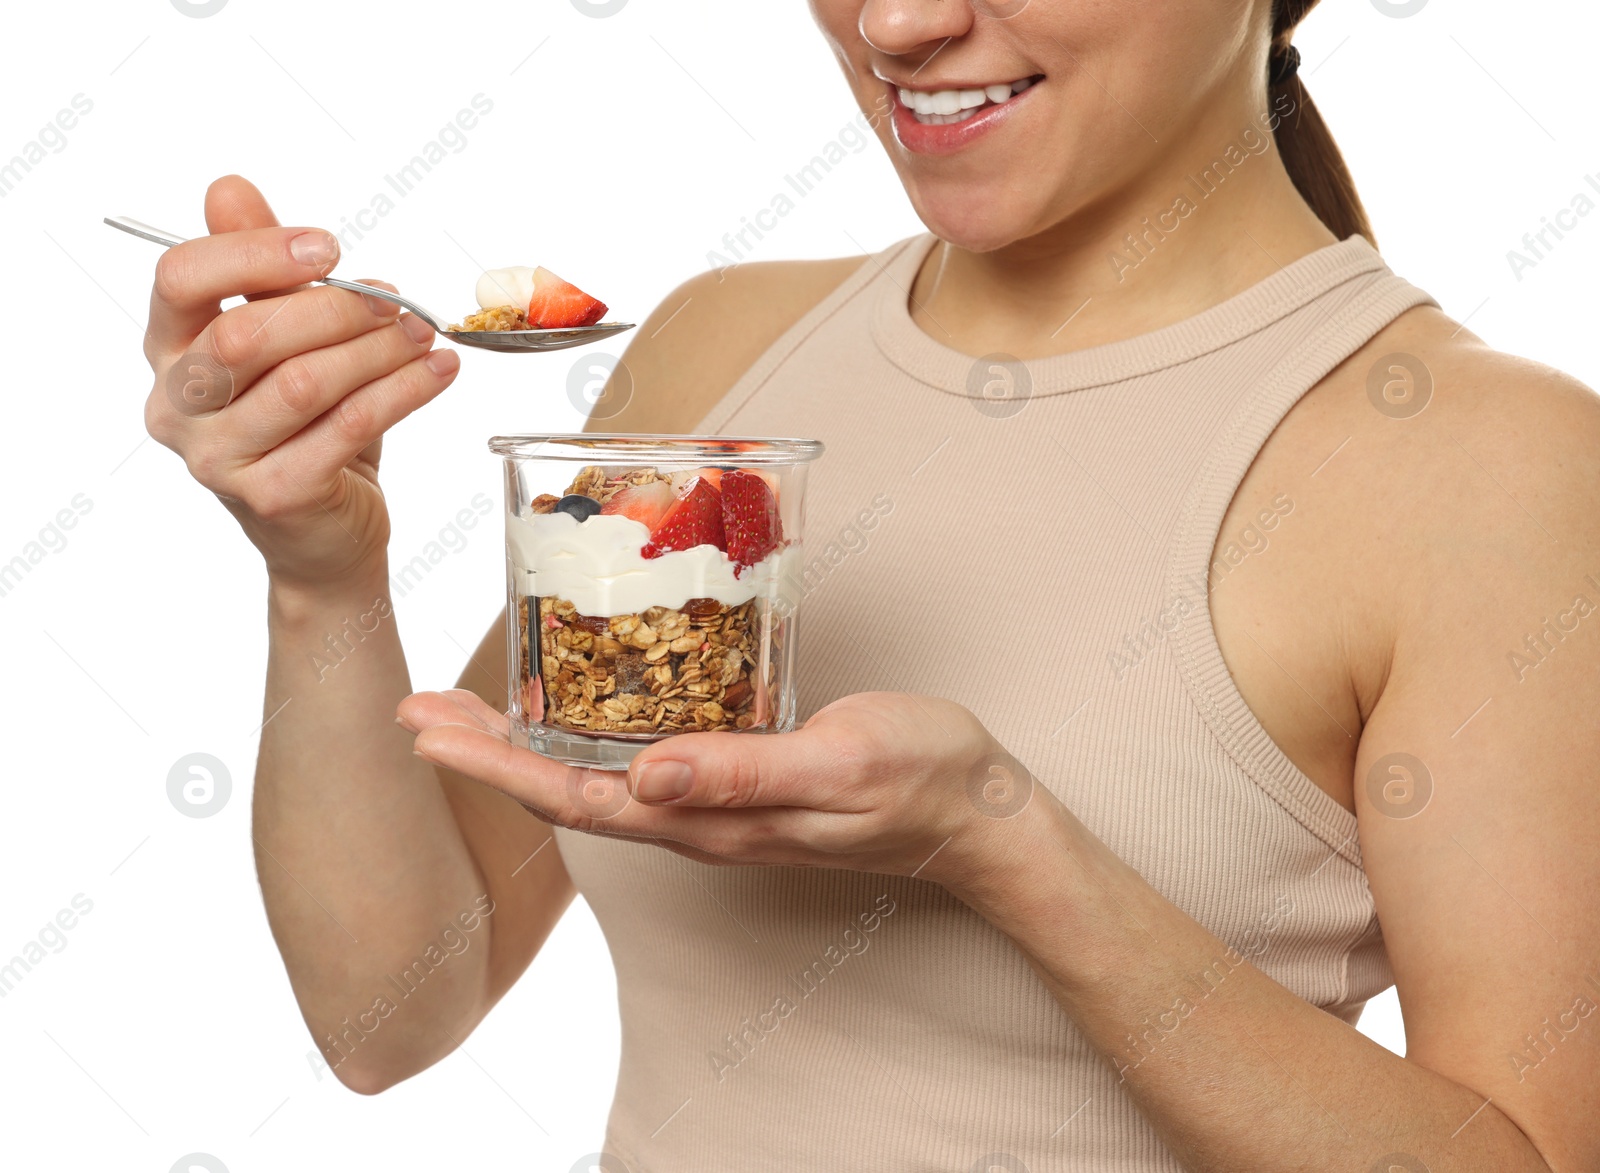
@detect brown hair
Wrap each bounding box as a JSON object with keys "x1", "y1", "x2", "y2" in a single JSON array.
[{"x1": 1270, "y1": 0, "x2": 1375, "y2": 246}]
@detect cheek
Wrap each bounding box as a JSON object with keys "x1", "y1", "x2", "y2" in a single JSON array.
[{"x1": 807, "y1": 0, "x2": 859, "y2": 60}]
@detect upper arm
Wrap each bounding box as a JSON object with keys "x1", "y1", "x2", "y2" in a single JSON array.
[
  {"x1": 440, "y1": 255, "x2": 864, "y2": 1001},
  {"x1": 1354, "y1": 341, "x2": 1600, "y2": 1169}
]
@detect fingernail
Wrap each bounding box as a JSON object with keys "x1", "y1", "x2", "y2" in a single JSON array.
[
  {"x1": 399, "y1": 313, "x2": 434, "y2": 344},
  {"x1": 632, "y1": 760, "x2": 693, "y2": 803},
  {"x1": 425, "y1": 348, "x2": 460, "y2": 375},
  {"x1": 289, "y1": 230, "x2": 338, "y2": 268}
]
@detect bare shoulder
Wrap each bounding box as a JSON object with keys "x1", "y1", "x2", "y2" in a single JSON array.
[
  {"x1": 1266, "y1": 303, "x2": 1595, "y2": 602},
  {"x1": 594, "y1": 257, "x2": 867, "y2": 434},
  {"x1": 1338, "y1": 302, "x2": 1600, "y2": 669},
  {"x1": 1274, "y1": 303, "x2": 1599, "y2": 693},
  {"x1": 1303, "y1": 303, "x2": 1599, "y2": 568},
  {"x1": 1209, "y1": 301, "x2": 1600, "y2": 805}
]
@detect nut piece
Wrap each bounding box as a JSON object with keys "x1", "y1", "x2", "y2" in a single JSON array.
[{"x1": 687, "y1": 597, "x2": 722, "y2": 621}]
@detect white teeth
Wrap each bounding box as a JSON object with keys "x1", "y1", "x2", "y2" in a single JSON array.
[
  {"x1": 917, "y1": 107, "x2": 981, "y2": 126},
  {"x1": 897, "y1": 77, "x2": 1039, "y2": 124}
]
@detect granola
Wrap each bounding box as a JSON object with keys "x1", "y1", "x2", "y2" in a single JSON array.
[
  {"x1": 525, "y1": 594, "x2": 769, "y2": 735},
  {"x1": 447, "y1": 305, "x2": 533, "y2": 333}
]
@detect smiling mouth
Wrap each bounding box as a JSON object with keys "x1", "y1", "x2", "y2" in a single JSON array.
[{"x1": 894, "y1": 76, "x2": 1042, "y2": 125}]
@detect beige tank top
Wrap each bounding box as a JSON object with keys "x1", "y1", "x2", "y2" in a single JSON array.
[{"x1": 550, "y1": 234, "x2": 1438, "y2": 1171}]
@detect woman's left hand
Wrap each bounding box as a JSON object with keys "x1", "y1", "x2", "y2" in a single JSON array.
[{"x1": 396, "y1": 688, "x2": 1047, "y2": 890}]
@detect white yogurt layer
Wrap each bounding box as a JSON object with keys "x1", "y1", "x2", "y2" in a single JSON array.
[
  {"x1": 476, "y1": 266, "x2": 538, "y2": 311},
  {"x1": 507, "y1": 510, "x2": 801, "y2": 617}
]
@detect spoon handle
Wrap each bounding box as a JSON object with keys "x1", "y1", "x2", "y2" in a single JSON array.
[
  {"x1": 102, "y1": 215, "x2": 447, "y2": 330},
  {"x1": 103, "y1": 216, "x2": 186, "y2": 248},
  {"x1": 314, "y1": 277, "x2": 446, "y2": 330}
]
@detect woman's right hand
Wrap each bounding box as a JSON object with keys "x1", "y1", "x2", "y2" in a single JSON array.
[{"x1": 142, "y1": 175, "x2": 461, "y2": 591}]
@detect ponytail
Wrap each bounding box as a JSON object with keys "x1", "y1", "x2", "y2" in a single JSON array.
[{"x1": 1270, "y1": 0, "x2": 1375, "y2": 247}]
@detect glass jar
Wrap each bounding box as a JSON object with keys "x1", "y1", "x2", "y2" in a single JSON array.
[{"x1": 489, "y1": 434, "x2": 824, "y2": 770}]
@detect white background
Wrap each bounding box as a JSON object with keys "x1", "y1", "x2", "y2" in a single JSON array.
[{"x1": 0, "y1": 1, "x2": 1594, "y2": 1170}]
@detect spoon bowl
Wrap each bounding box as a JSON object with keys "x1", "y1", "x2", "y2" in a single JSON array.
[
  {"x1": 104, "y1": 216, "x2": 635, "y2": 353},
  {"x1": 445, "y1": 321, "x2": 636, "y2": 352}
]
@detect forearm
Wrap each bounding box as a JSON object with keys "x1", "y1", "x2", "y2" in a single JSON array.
[
  {"x1": 948, "y1": 801, "x2": 1551, "y2": 1172},
  {"x1": 256, "y1": 563, "x2": 493, "y2": 1089}
]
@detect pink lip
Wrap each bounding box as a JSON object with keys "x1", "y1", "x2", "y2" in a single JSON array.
[{"x1": 888, "y1": 81, "x2": 1037, "y2": 156}]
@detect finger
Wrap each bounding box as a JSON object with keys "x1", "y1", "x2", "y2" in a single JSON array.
[
  {"x1": 205, "y1": 174, "x2": 281, "y2": 234},
  {"x1": 267, "y1": 343, "x2": 459, "y2": 482},
  {"x1": 206, "y1": 174, "x2": 333, "y2": 304},
  {"x1": 435, "y1": 688, "x2": 512, "y2": 733},
  {"x1": 147, "y1": 224, "x2": 342, "y2": 358},
  {"x1": 397, "y1": 689, "x2": 507, "y2": 735},
  {"x1": 204, "y1": 311, "x2": 438, "y2": 453},
  {"x1": 625, "y1": 727, "x2": 861, "y2": 809},
  {"x1": 409, "y1": 720, "x2": 802, "y2": 855},
  {"x1": 154, "y1": 282, "x2": 402, "y2": 424},
  {"x1": 411, "y1": 722, "x2": 605, "y2": 821}
]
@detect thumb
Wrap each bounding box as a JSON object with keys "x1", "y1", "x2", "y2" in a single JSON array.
[
  {"x1": 204, "y1": 175, "x2": 323, "y2": 301},
  {"x1": 626, "y1": 726, "x2": 855, "y2": 809},
  {"x1": 205, "y1": 174, "x2": 280, "y2": 233}
]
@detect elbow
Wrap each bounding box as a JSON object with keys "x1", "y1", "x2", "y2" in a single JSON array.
[
  {"x1": 306, "y1": 986, "x2": 488, "y2": 1096},
  {"x1": 314, "y1": 1019, "x2": 475, "y2": 1096},
  {"x1": 328, "y1": 1055, "x2": 407, "y2": 1096},
  {"x1": 315, "y1": 1036, "x2": 417, "y2": 1096}
]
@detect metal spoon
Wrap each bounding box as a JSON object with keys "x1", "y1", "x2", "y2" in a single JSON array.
[{"x1": 103, "y1": 216, "x2": 635, "y2": 353}]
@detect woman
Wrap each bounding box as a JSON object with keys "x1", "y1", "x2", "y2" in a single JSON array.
[{"x1": 139, "y1": 0, "x2": 1597, "y2": 1169}]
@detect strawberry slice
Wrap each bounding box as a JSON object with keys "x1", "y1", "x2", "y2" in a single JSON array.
[
  {"x1": 525, "y1": 267, "x2": 608, "y2": 329},
  {"x1": 600, "y1": 481, "x2": 674, "y2": 529},
  {"x1": 668, "y1": 466, "x2": 725, "y2": 494},
  {"x1": 642, "y1": 477, "x2": 725, "y2": 558},
  {"x1": 721, "y1": 469, "x2": 782, "y2": 575}
]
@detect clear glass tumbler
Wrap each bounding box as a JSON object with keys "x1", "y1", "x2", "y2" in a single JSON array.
[{"x1": 489, "y1": 434, "x2": 824, "y2": 770}]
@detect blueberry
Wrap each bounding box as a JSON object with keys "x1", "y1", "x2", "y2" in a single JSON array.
[{"x1": 555, "y1": 494, "x2": 601, "y2": 521}]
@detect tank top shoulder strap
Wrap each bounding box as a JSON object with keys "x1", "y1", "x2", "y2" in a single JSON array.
[
  {"x1": 693, "y1": 237, "x2": 924, "y2": 434},
  {"x1": 1165, "y1": 254, "x2": 1438, "y2": 866}
]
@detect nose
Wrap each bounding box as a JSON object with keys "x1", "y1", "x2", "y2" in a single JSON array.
[{"x1": 859, "y1": 0, "x2": 974, "y2": 58}]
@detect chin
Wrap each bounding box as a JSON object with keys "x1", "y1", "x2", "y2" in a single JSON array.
[{"x1": 901, "y1": 180, "x2": 1055, "y2": 254}]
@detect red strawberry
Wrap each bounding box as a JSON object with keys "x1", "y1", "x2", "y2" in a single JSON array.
[
  {"x1": 642, "y1": 477, "x2": 725, "y2": 558},
  {"x1": 600, "y1": 481, "x2": 674, "y2": 529},
  {"x1": 668, "y1": 466, "x2": 724, "y2": 494},
  {"x1": 720, "y1": 469, "x2": 782, "y2": 575},
  {"x1": 525, "y1": 267, "x2": 608, "y2": 329}
]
